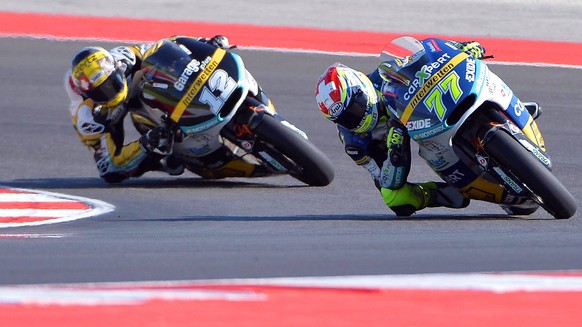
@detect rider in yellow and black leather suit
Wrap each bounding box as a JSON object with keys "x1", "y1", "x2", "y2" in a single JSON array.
[{"x1": 64, "y1": 35, "x2": 269, "y2": 183}]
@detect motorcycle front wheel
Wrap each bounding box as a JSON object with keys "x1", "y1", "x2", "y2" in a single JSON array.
[
  {"x1": 252, "y1": 114, "x2": 335, "y2": 187},
  {"x1": 484, "y1": 130, "x2": 576, "y2": 219}
]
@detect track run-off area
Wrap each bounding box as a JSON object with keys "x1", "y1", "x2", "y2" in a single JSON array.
[{"x1": 1, "y1": 10, "x2": 582, "y2": 326}]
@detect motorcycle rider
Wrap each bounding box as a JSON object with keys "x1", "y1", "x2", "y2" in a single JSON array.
[
  {"x1": 315, "y1": 41, "x2": 490, "y2": 216},
  {"x1": 65, "y1": 35, "x2": 270, "y2": 183}
]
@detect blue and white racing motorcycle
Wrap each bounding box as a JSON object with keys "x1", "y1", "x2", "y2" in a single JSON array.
[{"x1": 379, "y1": 36, "x2": 576, "y2": 219}]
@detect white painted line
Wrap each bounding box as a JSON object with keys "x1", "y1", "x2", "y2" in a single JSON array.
[
  {"x1": 0, "y1": 287, "x2": 265, "y2": 305},
  {"x1": 2, "y1": 33, "x2": 581, "y2": 70},
  {"x1": 183, "y1": 272, "x2": 582, "y2": 293},
  {"x1": 241, "y1": 46, "x2": 582, "y2": 70},
  {"x1": 1, "y1": 272, "x2": 582, "y2": 306},
  {"x1": 0, "y1": 234, "x2": 69, "y2": 239},
  {"x1": 5, "y1": 271, "x2": 581, "y2": 296}
]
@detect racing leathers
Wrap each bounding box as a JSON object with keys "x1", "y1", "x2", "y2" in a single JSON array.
[
  {"x1": 65, "y1": 40, "x2": 167, "y2": 183},
  {"x1": 337, "y1": 69, "x2": 470, "y2": 216},
  {"x1": 64, "y1": 35, "x2": 268, "y2": 183}
]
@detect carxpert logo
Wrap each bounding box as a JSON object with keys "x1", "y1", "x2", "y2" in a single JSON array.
[{"x1": 0, "y1": 187, "x2": 114, "y2": 228}]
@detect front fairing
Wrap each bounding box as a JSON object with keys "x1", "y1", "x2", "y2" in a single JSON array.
[
  {"x1": 380, "y1": 38, "x2": 482, "y2": 140},
  {"x1": 139, "y1": 39, "x2": 248, "y2": 134}
]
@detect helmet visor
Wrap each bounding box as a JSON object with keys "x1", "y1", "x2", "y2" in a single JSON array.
[
  {"x1": 334, "y1": 90, "x2": 369, "y2": 131},
  {"x1": 84, "y1": 69, "x2": 125, "y2": 104}
]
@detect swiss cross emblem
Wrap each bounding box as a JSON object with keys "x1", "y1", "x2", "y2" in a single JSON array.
[{"x1": 316, "y1": 75, "x2": 343, "y2": 116}]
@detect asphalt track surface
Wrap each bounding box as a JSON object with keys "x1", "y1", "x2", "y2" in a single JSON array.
[
  {"x1": 1, "y1": 35, "x2": 581, "y2": 285},
  {"x1": 0, "y1": 0, "x2": 582, "y2": 326},
  {"x1": 1, "y1": 1, "x2": 582, "y2": 324}
]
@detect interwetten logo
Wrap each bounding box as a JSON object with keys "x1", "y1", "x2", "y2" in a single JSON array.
[
  {"x1": 400, "y1": 52, "x2": 468, "y2": 124},
  {"x1": 170, "y1": 48, "x2": 226, "y2": 122}
]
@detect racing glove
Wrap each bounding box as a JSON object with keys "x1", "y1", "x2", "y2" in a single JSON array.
[
  {"x1": 139, "y1": 126, "x2": 173, "y2": 154},
  {"x1": 208, "y1": 35, "x2": 231, "y2": 49},
  {"x1": 458, "y1": 41, "x2": 486, "y2": 59}
]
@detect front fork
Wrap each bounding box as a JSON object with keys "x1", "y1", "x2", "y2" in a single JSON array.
[
  {"x1": 479, "y1": 107, "x2": 551, "y2": 171},
  {"x1": 221, "y1": 96, "x2": 311, "y2": 174},
  {"x1": 473, "y1": 108, "x2": 551, "y2": 201},
  {"x1": 452, "y1": 103, "x2": 550, "y2": 203}
]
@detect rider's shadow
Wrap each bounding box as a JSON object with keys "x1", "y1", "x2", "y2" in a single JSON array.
[
  {"x1": 0, "y1": 179, "x2": 552, "y2": 221},
  {"x1": 0, "y1": 176, "x2": 305, "y2": 190},
  {"x1": 115, "y1": 213, "x2": 543, "y2": 222}
]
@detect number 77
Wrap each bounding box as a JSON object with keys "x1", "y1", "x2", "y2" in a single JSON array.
[{"x1": 423, "y1": 71, "x2": 463, "y2": 121}]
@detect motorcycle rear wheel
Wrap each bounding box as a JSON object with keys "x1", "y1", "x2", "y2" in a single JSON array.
[
  {"x1": 253, "y1": 114, "x2": 334, "y2": 186},
  {"x1": 484, "y1": 130, "x2": 576, "y2": 219}
]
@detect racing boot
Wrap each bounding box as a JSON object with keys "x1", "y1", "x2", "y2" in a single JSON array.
[
  {"x1": 159, "y1": 155, "x2": 185, "y2": 176},
  {"x1": 137, "y1": 154, "x2": 184, "y2": 176},
  {"x1": 188, "y1": 145, "x2": 272, "y2": 179},
  {"x1": 192, "y1": 159, "x2": 272, "y2": 179},
  {"x1": 382, "y1": 182, "x2": 469, "y2": 217},
  {"x1": 424, "y1": 182, "x2": 471, "y2": 209}
]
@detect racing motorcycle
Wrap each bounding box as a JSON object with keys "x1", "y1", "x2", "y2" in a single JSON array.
[
  {"x1": 129, "y1": 38, "x2": 334, "y2": 186},
  {"x1": 378, "y1": 36, "x2": 576, "y2": 219}
]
